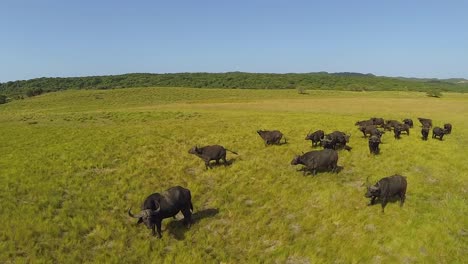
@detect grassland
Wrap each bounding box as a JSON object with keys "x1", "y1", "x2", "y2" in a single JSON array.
[{"x1": 0, "y1": 87, "x2": 467, "y2": 263}]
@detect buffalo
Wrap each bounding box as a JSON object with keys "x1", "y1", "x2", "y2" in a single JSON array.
[
  {"x1": 257, "y1": 130, "x2": 286, "y2": 145},
  {"x1": 396, "y1": 123, "x2": 410, "y2": 135},
  {"x1": 421, "y1": 126, "x2": 430, "y2": 140},
  {"x1": 128, "y1": 186, "x2": 193, "y2": 238},
  {"x1": 189, "y1": 145, "x2": 238, "y2": 169},
  {"x1": 368, "y1": 135, "x2": 381, "y2": 155},
  {"x1": 360, "y1": 125, "x2": 384, "y2": 138},
  {"x1": 305, "y1": 130, "x2": 325, "y2": 147},
  {"x1": 355, "y1": 119, "x2": 374, "y2": 127},
  {"x1": 371, "y1": 117, "x2": 385, "y2": 127},
  {"x1": 444, "y1": 123, "x2": 452, "y2": 134},
  {"x1": 386, "y1": 120, "x2": 402, "y2": 129},
  {"x1": 394, "y1": 126, "x2": 401, "y2": 139},
  {"x1": 432, "y1": 127, "x2": 446, "y2": 140},
  {"x1": 418, "y1": 117, "x2": 432, "y2": 128},
  {"x1": 403, "y1": 118, "x2": 414, "y2": 128},
  {"x1": 291, "y1": 149, "x2": 338, "y2": 175},
  {"x1": 321, "y1": 131, "x2": 352, "y2": 151},
  {"x1": 365, "y1": 175, "x2": 407, "y2": 213}
]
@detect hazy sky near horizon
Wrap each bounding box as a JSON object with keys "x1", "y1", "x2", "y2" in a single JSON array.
[{"x1": 1, "y1": 0, "x2": 467, "y2": 82}]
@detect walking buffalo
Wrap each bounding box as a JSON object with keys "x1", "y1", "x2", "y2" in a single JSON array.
[
  {"x1": 305, "y1": 130, "x2": 325, "y2": 147},
  {"x1": 257, "y1": 130, "x2": 286, "y2": 145},
  {"x1": 368, "y1": 135, "x2": 381, "y2": 155},
  {"x1": 394, "y1": 126, "x2": 402, "y2": 139},
  {"x1": 396, "y1": 123, "x2": 410, "y2": 135},
  {"x1": 421, "y1": 126, "x2": 430, "y2": 140},
  {"x1": 128, "y1": 186, "x2": 193, "y2": 238},
  {"x1": 444, "y1": 123, "x2": 452, "y2": 134},
  {"x1": 432, "y1": 127, "x2": 446, "y2": 140},
  {"x1": 403, "y1": 118, "x2": 413, "y2": 128},
  {"x1": 291, "y1": 149, "x2": 339, "y2": 175},
  {"x1": 418, "y1": 117, "x2": 432, "y2": 128},
  {"x1": 365, "y1": 175, "x2": 407, "y2": 213},
  {"x1": 371, "y1": 117, "x2": 385, "y2": 127},
  {"x1": 189, "y1": 145, "x2": 238, "y2": 169}
]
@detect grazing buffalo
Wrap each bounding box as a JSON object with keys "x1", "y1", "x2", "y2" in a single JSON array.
[
  {"x1": 421, "y1": 126, "x2": 430, "y2": 140},
  {"x1": 365, "y1": 175, "x2": 407, "y2": 213},
  {"x1": 432, "y1": 127, "x2": 446, "y2": 140},
  {"x1": 305, "y1": 130, "x2": 325, "y2": 147},
  {"x1": 128, "y1": 186, "x2": 193, "y2": 238},
  {"x1": 321, "y1": 131, "x2": 352, "y2": 151},
  {"x1": 189, "y1": 145, "x2": 238, "y2": 169},
  {"x1": 383, "y1": 123, "x2": 393, "y2": 131},
  {"x1": 291, "y1": 149, "x2": 338, "y2": 175},
  {"x1": 257, "y1": 130, "x2": 286, "y2": 145},
  {"x1": 444, "y1": 123, "x2": 452, "y2": 134},
  {"x1": 418, "y1": 117, "x2": 432, "y2": 128},
  {"x1": 403, "y1": 118, "x2": 413, "y2": 128},
  {"x1": 368, "y1": 135, "x2": 381, "y2": 155}
]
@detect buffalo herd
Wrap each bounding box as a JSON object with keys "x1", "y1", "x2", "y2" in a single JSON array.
[{"x1": 130, "y1": 116, "x2": 453, "y2": 237}]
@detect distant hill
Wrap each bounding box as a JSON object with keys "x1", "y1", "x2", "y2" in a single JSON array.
[{"x1": 1, "y1": 72, "x2": 467, "y2": 98}]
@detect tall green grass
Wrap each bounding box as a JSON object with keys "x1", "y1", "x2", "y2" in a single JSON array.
[{"x1": 0, "y1": 88, "x2": 467, "y2": 263}]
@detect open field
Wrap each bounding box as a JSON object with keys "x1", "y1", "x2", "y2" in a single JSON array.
[{"x1": 0, "y1": 87, "x2": 467, "y2": 263}]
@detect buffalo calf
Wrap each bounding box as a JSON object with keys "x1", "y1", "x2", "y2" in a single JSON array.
[{"x1": 189, "y1": 145, "x2": 238, "y2": 169}]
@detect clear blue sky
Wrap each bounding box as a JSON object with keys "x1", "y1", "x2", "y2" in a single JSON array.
[{"x1": 1, "y1": 0, "x2": 467, "y2": 82}]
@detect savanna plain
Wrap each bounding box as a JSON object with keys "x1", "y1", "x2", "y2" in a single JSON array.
[{"x1": 0, "y1": 87, "x2": 467, "y2": 263}]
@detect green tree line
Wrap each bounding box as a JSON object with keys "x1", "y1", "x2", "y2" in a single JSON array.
[{"x1": 1, "y1": 72, "x2": 467, "y2": 100}]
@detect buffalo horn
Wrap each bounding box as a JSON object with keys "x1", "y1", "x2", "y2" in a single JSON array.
[{"x1": 128, "y1": 208, "x2": 145, "y2": 218}]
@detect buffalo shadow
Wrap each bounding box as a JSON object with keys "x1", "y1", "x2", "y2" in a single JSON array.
[
  {"x1": 296, "y1": 165, "x2": 343, "y2": 176},
  {"x1": 166, "y1": 208, "x2": 219, "y2": 240},
  {"x1": 206, "y1": 157, "x2": 238, "y2": 169}
]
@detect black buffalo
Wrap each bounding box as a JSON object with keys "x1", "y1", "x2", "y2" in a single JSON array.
[
  {"x1": 444, "y1": 123, "x2": 452, "y2": 134},
  {"x1": 432, "y1": 127, "x2": 446, "y2": 140},
  {"x1": 421, "y1": 126, "x2": 430, "y2": 140},
  {"x1": 365, "y1": 175, "x2": 407, "y2": 213},
  {"x1": 403, "y1": 118, "x2": 413, "y2": 128},
  {"x1": 371, "y1": 117, "x2": 385, "y2": 127},
  {"x1": 393, "y1": 126, "x2": 402, "y2": 139},
  {"x1": 386, "y1": 120, "x2": 402, "y2": 129},
  {"x1": 305, "y1": 130, "x2": 325, "y2": 147},
  {"x1": 321, "y1": 131, "x2": 351, "y2": 151},
  {"x1": 360, "y1": 125, "x2": 384, "y2": 138},
  {"x1": 368, "y1": 135, "x2": 381, "y2": 155},
  {"x1": 189, "y1": 145, "x2": 238, "y2": 169},
  {"x1": 396, "y1": 123, "x2": 410, "y2": 135},
  {"x1": 291, "y1": 149, "x2": 338, "y2": 175},
  {"x1": 418, "y1": 117, "x2": 432, "y2": 128},
  {"x1": 257, "y1": 130, "x2": 286, "y2": 145},
  {"x1": 355, "y1": 119, "x2": 374, "y2": 127},
  {"x1": 128, "y1": 186, "x2": 193, "y2": 238}
]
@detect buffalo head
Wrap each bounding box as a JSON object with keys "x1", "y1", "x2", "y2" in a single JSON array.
[{"x1": 128, "y1": 205, "x2": 161, "y2": 229}]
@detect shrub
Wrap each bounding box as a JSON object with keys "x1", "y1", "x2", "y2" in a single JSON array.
[
  {"x1": 0, "y1": 94, "x2": 7, "y2": 104},
  {"x1": 426, "y1": 89, "x2": 442, "y2": 98}
]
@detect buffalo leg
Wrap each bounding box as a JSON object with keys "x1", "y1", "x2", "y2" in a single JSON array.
[
  {"x1": 399, "y1": 193, "x2": 406, "y2": 207},
  {"x1": 181, "y1": 208, "x2": 192, "y2": 228},
  {"x1": 154, "y1": 220, "x2": 162, "y2": 238},
  {"x1": 381, "y1": 197, "x2": 388, "y2": 213}
]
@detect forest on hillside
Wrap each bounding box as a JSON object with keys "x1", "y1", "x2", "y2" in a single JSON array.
[{"x1": 1, "y1": 72, "x2": 467, "y2": 100}]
